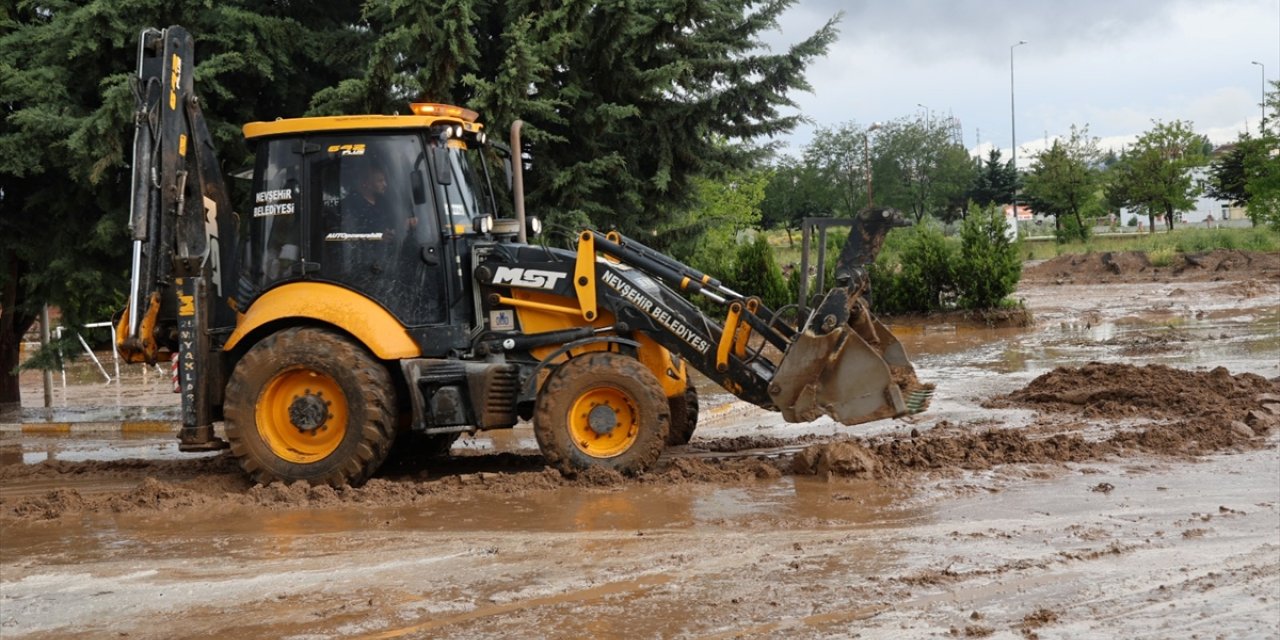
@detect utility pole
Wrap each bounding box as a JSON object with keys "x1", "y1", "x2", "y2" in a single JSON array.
[{"x1": 1010, "y1": 40, "x2": 1028, "y2": 215}]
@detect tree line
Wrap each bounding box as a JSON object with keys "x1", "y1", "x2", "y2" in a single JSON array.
[
  {"x1": 0, "y1": 0, "x2": 835, "y2": 404},
  {"x1": 752, "y1": 83, "x2": 1280, "y2": 245}
]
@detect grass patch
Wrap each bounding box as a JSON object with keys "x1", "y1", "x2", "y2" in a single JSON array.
[{"x1": 1023, "y1": 227, "x2": 1279, "y2": 260}]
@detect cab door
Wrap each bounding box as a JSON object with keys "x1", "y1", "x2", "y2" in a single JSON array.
[{"x1": 305, "y1": 133, "x2": 449, "y2": 328}]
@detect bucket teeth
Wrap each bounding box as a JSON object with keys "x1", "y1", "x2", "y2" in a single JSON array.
[{"x1": 905, "y1": 386, "x2": 935, "y2": 414}]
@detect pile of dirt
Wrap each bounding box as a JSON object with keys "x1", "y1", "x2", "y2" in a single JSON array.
[
  {"x1": 1023, "y1": 249, "x2": 1280, "y2": 284},
  {"x1": 794, "y1": 363, "x2": 1280, "y2": 479},
  {"x1": 987, "y1": 362, "x2": 1278, "y2": 422}
]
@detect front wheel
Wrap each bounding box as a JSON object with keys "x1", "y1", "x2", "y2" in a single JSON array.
[
  {"x1": 224, "y1": 327, "x2": 396, "y2": 487},
  {"x1": 534, "y1": 352, "x2": 669, "y2": 475}
]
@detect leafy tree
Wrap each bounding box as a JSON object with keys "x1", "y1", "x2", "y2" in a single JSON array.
[
  {"x1": 1022, "y1": 125, "x2": 1101, "y2": 241},
  {"x1": 803, "y1": 121, "x2": 875, "y2": 218},
  {"x1": 869, "y1": 118, "x2": 976, "y2": 223},
  {"x1": 316, "y1": 0, "x2": 839, "y2": 235},
  {"x1": 967, "y1": 148, "x2": 1018, "y2": 208},
  {"x1": 1234, "y1": 80, "x2": 1280, "y2": 229},
  {"x1": 1106, "y1": 120, "x2": 1209, "y2": 232},
  {"x1": 0, "y1": 0, "x2": 363, "y2": 406},
  {"x1": 661, "y1": 169, "x2": 769, "y2": 280},
  {"x1": 955, "y1": 203, "x2": 1021, "y2": 309},
  {"x1": 759, "y1": 158, "x2": 833, "y2": 245}
]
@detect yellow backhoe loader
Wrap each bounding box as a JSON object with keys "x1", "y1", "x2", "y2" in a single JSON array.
[{"x1": 117, "y1": 26, "x2": 931, "y2": 486}]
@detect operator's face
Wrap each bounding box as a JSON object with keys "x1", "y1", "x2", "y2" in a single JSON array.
[{"x1": 365, "y1": 170, "x2": 388, "y2": 197}]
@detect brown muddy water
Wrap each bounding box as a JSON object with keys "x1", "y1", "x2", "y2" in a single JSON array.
[{"x1": 2, "y1": 278, "x2": 1278, "y2": 638}]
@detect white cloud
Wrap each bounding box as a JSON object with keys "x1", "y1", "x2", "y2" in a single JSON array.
[{"x1": 767, "y1": 0, "x2": 1279, "y2": 158}]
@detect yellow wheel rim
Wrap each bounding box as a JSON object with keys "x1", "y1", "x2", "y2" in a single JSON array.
[
  {"x1": 567, "y1": 385, "x2": 640, "y2": 459},
  {"x1": 255, "y1": 368, "x2": 348, "y2": 464}
]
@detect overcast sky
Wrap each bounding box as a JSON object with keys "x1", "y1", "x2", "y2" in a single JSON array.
[{"x1": 765, "y1": 0, "x2": 1280, "y2": 164}]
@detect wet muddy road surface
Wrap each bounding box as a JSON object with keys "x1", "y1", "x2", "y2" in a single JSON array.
[{"x1": 2, "y1": 263, "x2": 1278, "y2": 639}]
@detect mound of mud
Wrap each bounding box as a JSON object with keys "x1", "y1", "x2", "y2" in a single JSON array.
[
  {"x1": 987, "y1": 362, "x2": 1278, "y2": 422},
  {"x1": 792, "y1": 363, "x2": 1279, "y2": 480},
  {"x1": 1023, "y1": 249, "x2": 1280, "y2": 284}
]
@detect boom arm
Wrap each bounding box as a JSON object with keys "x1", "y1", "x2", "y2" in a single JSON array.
[
  {"x1": 480, "y1": 208, "x2": 931, "y2": 427},
  {"x1": 116, "y1": 26, "x2": 237, "y2": 448}
]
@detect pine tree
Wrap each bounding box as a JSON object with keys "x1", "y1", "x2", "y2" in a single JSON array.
[
  {"x1": 967, "y1": 148, "x2": 1018, "y2": 208},
  {"x1": 0, "y1": 1, "x2": 362, "y2": 404},
  {"x1": 313, "y1": 0, "x2": 838, "y2": 235}
]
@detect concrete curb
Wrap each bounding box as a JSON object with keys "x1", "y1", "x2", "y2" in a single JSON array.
[{"x1": 0, "y1": 421, "x2": 179, "y2": 434}]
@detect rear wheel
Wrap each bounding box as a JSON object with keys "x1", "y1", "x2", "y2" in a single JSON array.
[
  {"x1": 224, "y1": 327, "x2": 395, "y2": 487},
  {"x1": 534, "y1": 352, "x2": 669, "y2": 475},
  {"x1": 666, "y1": 383, "x2": 700, "y2": 446}
]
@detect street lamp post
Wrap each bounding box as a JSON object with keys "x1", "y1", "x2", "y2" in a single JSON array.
[
  {"x1": 1010, "y1": 40, "x2": 1028, "y2": 215},
  {"x1": 1253, "y1": 61, "x2": 1266, "y2": 134},
  {"x1": 916, "y1": 103, "x2": 930, "y2": 133},
  {"x1": 865, "y1": 122, "x2": 882, "y2": 208}
]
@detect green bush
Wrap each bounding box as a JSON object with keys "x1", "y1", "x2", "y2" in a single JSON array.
[
  {"x1": 731, "y1": 235, "x2": 790, "y2": 310},
  {"x1": 869, "y1": 219, "x2": 956, "y2": 314},
  {"x1": 955, "y1": 204, "x2": 1022, "y2": 310},
  {"x1": 1054, "y1": 214, "x2": 1090, "y2": 243}
]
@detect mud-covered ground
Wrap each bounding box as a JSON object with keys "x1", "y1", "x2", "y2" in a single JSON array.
[{"x1": 2, "y1": 251, "x2": 1278, "y2": 639}]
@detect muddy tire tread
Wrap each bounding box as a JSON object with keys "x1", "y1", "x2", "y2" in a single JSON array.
[
  {"x1": 224, "y1": 327, "x2": 395, "y2": 487},
  {"x1": 533, "y1": 352, "x2": 669, "y2": 475}
]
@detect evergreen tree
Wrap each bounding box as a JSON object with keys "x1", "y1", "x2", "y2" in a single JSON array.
[
  {"x1": 0, "y1": 1, "x2": 362, "y2": 405},
  {"x1": 967, "y1": 148, "x2": 1018, "y2": 208},
  {"x1": 313, "y1": 0, "x2": 839, "y2": 234}
]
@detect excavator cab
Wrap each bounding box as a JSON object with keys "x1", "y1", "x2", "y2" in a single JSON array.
[
  {"x1": 118, "y1": 25, "x2": 929, "y2": 488},
  {"x1": 237, "y1": 123, "x2": 496, "y2": 334}
]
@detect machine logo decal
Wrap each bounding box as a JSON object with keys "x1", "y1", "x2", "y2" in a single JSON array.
[
  {"x1": 491, "y1": 266, "x2": 567, "y2": 290},
  {"x1": 325, "y1": 232, "x2": 384, "y2": 241},
  {"x1": 601, "y1": 272, "x2": 711, "y2": 355},
  {"x1": 327, "y1": 143, "x2": 366, "y2": 156}
]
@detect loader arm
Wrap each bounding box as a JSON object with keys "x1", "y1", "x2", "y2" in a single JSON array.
[
  {"x1": 478, "y1": 209, "x2": 932, "y2": 427},
  {"x1": 116, "y1": 27, "x2": 238, "y2": 448}
]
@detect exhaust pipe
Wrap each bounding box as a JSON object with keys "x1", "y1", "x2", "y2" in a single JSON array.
[{"x1": 510, "y1": 119, "x2": 526, "y2": 243}]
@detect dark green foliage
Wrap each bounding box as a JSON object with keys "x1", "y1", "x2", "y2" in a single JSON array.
[
  {"x1": 955, "y1": 204, "x2": 1021, "y2": 309},
  {"x1": 0, "y1": 1, "x2": 834, "y2": 402},
  {"x1": 1054, "y1": 213, "x2": 1091, "y2": 243},
  {"x1": 0, "y1": 0, "x2": 364, "y2": 401},
  {"x1": 760, "y1": 159, "x2": 833, "y2": 237},
  {"x1": 868, "y1": 221, "x2": 956, "y2": 314},
  {"x1": 316, "y1": 0, "x2": 838, "y2": 234},
  {"x1": 730, "y1": 235, "x2": 789, "y2": 310},
  {"x1": 967, "y1": 149, "x2": 1018, "y2": 207}
]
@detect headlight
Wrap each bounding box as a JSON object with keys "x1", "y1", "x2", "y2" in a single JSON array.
[
  {"x1": 527, "y1": 217, "x2": 543, "y2": 238},
  {"x1": 454, "y1": 125, "x2": 464, "y2": 138},
  {"x1": 474, "y1": 215, "x2": 494, "y2": 234},
  {"x1": 478, "y1": 131, "x2": 487, "y2": 144}
]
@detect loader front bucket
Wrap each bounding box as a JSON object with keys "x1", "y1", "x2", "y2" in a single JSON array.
[{"x1": 768, "y1": 287, "x2": 933, "y2": 426}]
